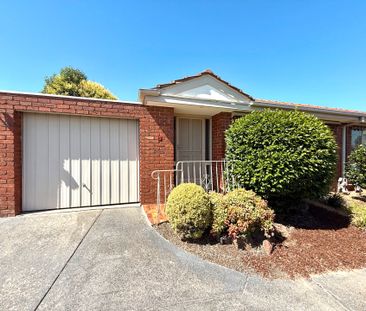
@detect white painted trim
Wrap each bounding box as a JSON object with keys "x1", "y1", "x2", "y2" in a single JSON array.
[
  {"x1": 145, "y1": 95, "x2": 252, "y2": 111},
  {"x1": 201, "y1": 119, "x2": 206, "y2": 160},
  {"x1": 157, "y1": 74, "x2": 252, "y2": 102},
  {"x1": 0, "y1": 90, "x2": 141, "y2": 105},
  {"x1": 209, "y1": 118, "x2": 212, "y2": 160}
]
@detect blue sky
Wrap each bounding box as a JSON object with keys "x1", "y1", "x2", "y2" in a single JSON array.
[{"x1": 1, "y1": 1, "x2": 365, "y2": 110}]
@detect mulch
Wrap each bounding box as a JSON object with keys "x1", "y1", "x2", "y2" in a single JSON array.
[{"x1": 155, "y1": 205, "x2": 366, "y2": 279}]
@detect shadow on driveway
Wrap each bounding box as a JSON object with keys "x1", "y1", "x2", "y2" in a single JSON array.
[{"x1": 0, "y1": 207, "x2": 365, "y2": 311}]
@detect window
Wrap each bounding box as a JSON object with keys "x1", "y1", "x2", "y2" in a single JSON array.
[{"x1": 351, "y1": 128, "x2": 366, "y2": 150}]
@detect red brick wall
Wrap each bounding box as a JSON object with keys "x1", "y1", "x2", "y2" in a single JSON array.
[
  {"x1": 212, "y1": 112, "x2": 232, "y2": 160},
  {"x1": 0, "y1": 92, "x2": 174, "y2": 216}
]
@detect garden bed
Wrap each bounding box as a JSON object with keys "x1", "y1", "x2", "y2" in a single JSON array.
[{"x1": 155, "y1": 205, "x2": 366, "y2": 279}]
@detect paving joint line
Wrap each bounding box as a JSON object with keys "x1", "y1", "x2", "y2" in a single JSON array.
[
  {"x1": 33, "y1": 209, "x2": 104, "y2": 311},
  {"x1": 313, "y1": 280, "x2": 353, "y2": 311}
]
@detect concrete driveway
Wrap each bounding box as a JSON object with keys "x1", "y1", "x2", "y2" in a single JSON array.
[{"x1": 0, "y1": 206, "x2": 365, "y2": 311}]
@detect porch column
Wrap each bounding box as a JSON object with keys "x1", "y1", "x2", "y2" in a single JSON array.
[
  {"x1": 139, "y1": 106, "x2": 174, "y2": 205},
  {"x1": 212, "y1": 112, "x2": 232, "y2": 160}
]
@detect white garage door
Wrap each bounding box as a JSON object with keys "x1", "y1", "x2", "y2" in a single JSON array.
[{"x1": 23, "y1": 113, "x2": 139, "y2": 211}]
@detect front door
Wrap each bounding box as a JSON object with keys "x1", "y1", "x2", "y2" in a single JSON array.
[{"x1": 176, "y1": 117, "x2": 206, "y2": 162}]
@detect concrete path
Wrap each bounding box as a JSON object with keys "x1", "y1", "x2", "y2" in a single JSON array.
[{"x1": 0, "y1": 207, "x2": 365, "y2": 311}]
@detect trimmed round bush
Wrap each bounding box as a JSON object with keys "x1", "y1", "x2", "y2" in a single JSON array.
[
  {"x1": 166, "y1": 183, "x2": 212, "y2": 240},
  {"x1": 224, "y1": 189, "x2": 274, "y2": 239},
  {"x1": 209, "y1": 191, "x2": 227, "y2": 236},
  {"x1": 225, "y1": 109, "x2": 337, "y2": 200},
  {"x1": 346, "y1": 144, "x2": 366, "y2": 189}
]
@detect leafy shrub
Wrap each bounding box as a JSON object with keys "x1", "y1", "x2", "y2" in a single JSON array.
[
  {"x1": 346, "y1": 144, "x2": 366, "y2": 189},
  {"x1": 225, "y1": 109, "x2": 337, "y2": 201},
  {"x1": 224, "y1": 189, "x2": 274, "y2": 239},
  {"x1": 209, "y1": 192, "x2": 227, "y2": 236},
  {"x1": 166, "y1": 183, "x2": 212, "y2": 240}
]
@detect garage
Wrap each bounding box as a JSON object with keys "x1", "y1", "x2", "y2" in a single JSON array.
[{"x1": 22, "y1": 113, "x2": 139, "y2": 211}]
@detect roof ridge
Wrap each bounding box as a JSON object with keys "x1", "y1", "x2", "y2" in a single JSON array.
[{"x1": 154, "y1": 70, "x2": 255, "y2": 100}]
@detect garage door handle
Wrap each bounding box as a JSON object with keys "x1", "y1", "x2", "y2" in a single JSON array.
[{"x1": 83, "y1": 184, "x2": 91, "y2": 192}]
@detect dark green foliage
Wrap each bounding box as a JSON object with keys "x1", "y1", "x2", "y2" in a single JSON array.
[
  {"x1": 321, "y1": 193, "x2": 346, "y2": 209},
  {"x1": 346, "y1": 144, "x2": 366, "y2": 188},
  {"x1": 225, "y1": 109, "x2": 337, "y2": 200}
]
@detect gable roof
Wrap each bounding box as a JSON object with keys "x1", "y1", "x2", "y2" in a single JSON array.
[
  {"x1": 144, "y1": 70, "x2": 366, "y2": 118},
  {"x1": 153, "y1": 69, "x2": 255, "y2": 101}
]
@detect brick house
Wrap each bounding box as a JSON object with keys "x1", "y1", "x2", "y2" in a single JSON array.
[{"x1": 1, "y1": 70, "x2": 365, "y2": 217}]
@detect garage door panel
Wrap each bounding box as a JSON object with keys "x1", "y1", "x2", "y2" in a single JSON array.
[
  {"x1": 23, "y1": 113, "x2": 139, "y2": 211},
  {"x1": 90, "y1": 119, "x2": 101, "y2": 206},
  {"x1": 119, "y1": 121, "x2": 129, "y2": 203},
  {"x1": 35, "y1": 115, "x2": 49, "y2": 211},
  {"x1": 100, "y1": 119, "x2": 110, "y2": 205},
  {"x1": 110, "y1": 119, "x2": 120, "y2": 204},
  {"x1": 81, "y1": 118, "x2": 91, "y2": 207},
  {"x1": 128, "y1": 120, "x2": 139, "y2": 202},
  {"x1": 59, "y1": 116, "x2": 71, "y2": 209},
  {"x1": 48, "y1": 115, "x2": 60, "y2": 209},
  {"x1": 70, "y1": 117, "x2": 81, "y2": 208},
  {"x1": 23, "y1": 115, "x2": 36, "y2": 211}
]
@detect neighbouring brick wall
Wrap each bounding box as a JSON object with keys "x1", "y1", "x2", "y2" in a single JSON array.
[
  {"x1": 212, "y1": 112, "x2": 232, "y2": 160},
  {"x1": 0, "y1": 92, "x2": 174, "y2": 216}
]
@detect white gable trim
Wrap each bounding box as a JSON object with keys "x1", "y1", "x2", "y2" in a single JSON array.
[{"x1": 159, "y1": 75, "x2": 252, "y2": 104}]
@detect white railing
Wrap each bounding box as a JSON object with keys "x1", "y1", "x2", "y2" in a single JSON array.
[
  {"x1": 151, "y1": 160, "x2": 239, "y2": 222},
  {"x1": 175, "y1": 160, "x2": 239, "y2": 193}
]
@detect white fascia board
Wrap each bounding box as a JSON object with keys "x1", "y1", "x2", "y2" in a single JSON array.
[
  {"x1": 0, "y1": 90, "x2": 142, "y2": 105},
  {"x1": 145, "y1": 95, "x2": 253, "y2": 112}
]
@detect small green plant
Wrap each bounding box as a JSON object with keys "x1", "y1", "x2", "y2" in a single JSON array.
[
  {"x1": 322, "y1": 193, "x2": 346, "y2": 209},
  {"x1": 166, "y1": 183, "x2": 212, "y2": 240},
  {"x1": 351, "y1": 206, "x2": 366, "y2": 228},
  {"x1": 209, "y1": 191, "x2": 227, "y2": 236},
  {"x1": 345, "y1": 199, "x2": 366, "y2": 229},
  {"x1": 223, "y1": 189, "x2": 274, "y2": 240},
  {"x1": 225, "y1": 109, "x2": 337, "y2": 201},
  {"x1": 346, "y1": 144, "x2": 366, "y2": 189}
]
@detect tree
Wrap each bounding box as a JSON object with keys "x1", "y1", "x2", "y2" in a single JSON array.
[
  {"x1": 225, "y1": 109, "x2": 337, "y2": 201},
  {"x1": 78, "y1": 80, "x2": 117, "y2": 100},
  {"x1": 346, "y1": 144, "x2": 366, "y2": 189},
  {"x1": 42, "y1": 67, "x2": 117, "y2": 100}
]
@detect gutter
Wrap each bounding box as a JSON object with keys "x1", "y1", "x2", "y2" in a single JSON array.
[{"x1": 253, "y1": 100, "x2": 366, "y2": 119}]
